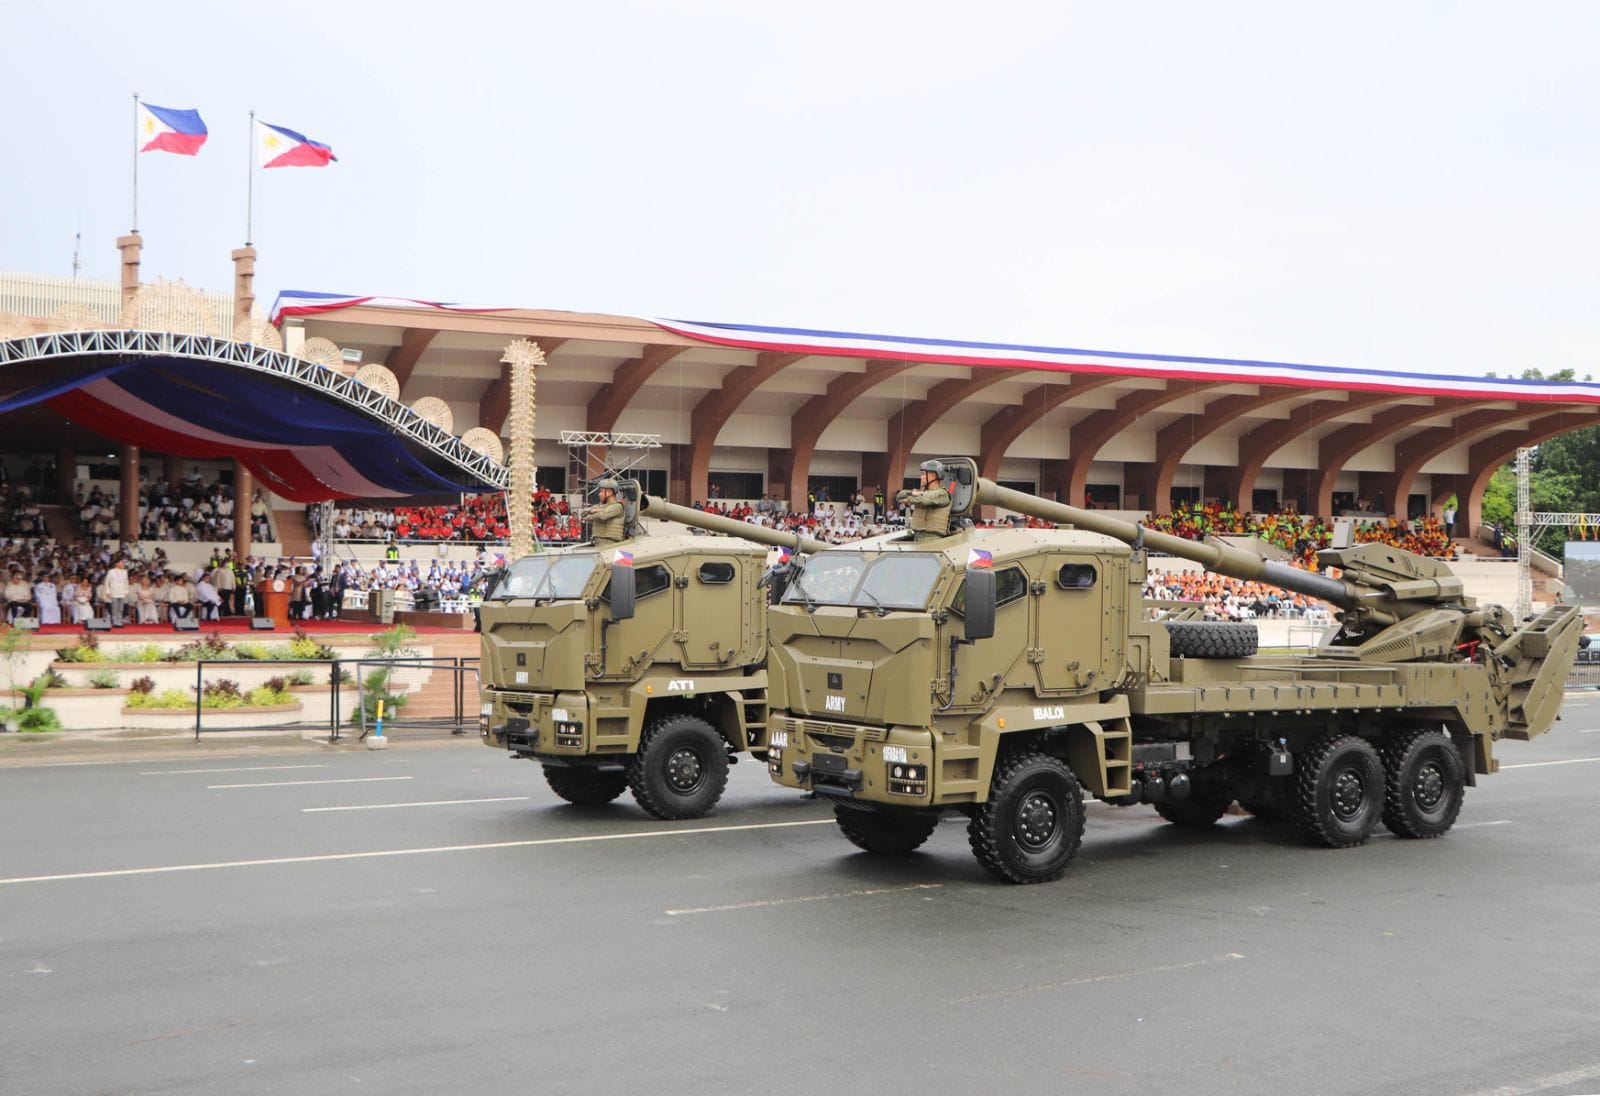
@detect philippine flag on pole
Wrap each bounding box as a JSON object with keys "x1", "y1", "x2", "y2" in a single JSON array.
[
  {"x1": 255, "y1": 119, "x2": 337, "y2": 168},
  {"x1": 138, "y1": 103, "x2": 208, "y2": 156}
]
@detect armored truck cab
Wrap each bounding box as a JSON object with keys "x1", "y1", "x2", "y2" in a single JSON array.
[
  {"x1": 481, "y1": 485, "x2": 820, "y2": 819},
  {"x1": 764, "y1": 458, "x2": 1583, "y2": 883}
]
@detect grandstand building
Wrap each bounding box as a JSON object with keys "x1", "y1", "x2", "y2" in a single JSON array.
[{"x1": 3, "y1": 237, "x2": 1599, "y2": 550}]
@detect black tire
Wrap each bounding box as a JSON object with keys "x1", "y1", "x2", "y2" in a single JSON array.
[
  {"x1": 1165, "y1": 621, "x2": 1258, "y2": 659},
  {"x1": 1154, "y1": 790, "x2": 1232, "y2": 827},
  {"x1": 1381, "y1": 729, "x2": 1465, "y2": 839},
  {"x1": 834, "y1": 806, "x2": 939, "y2": 854},
  {"x1": 1290, "y1": 733, "x2": 1385, "y2": 848},
  {"x1": 967, "y1": 752, "x2": 1086, "y2": 884},
  {"x1": 627, "y1": 714, "x2": 730, "y2": 820},
  {"x1": 542, "y1": 765, "x2": 627, "y2": 806}
]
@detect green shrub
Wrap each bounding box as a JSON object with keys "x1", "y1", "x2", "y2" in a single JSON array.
[
  {"x1": 286, "y1": 668, "x2": 315, "y2": 686},
  {"x1": 371, "y1": 624, "x2": 419, "y2": 659},
  {"x1": 232, "y1": 641, "x2": 270, "y2": 661},
  {"x1": 18, "y1": 707, "x2": 61, "y2": 732},
  {"x1": 245, "y1": 684, "x2": 295, "y2": 706},
  {"x1": 288, "y1": 628, "x2": 336, "y2": 660},
  {"x1": 127, "y1": 688, "x2": 193, "y2": 709},
  {"x1": 88, "y1": 668, "x2": 120, "y2": 690},
  {"x1": 55, "y1": 643, "x2": 107, "y2": 663},
  {"x1": 349, "y1": 667, "x2": 409, "y2": 726},
  {"x1": 112, "y1": 643, "x2": 169, "y2": 663}
]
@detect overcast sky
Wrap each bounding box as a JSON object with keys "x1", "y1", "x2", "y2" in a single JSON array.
[{"x1": 4, "y1": 1, "x2": 1597, "y2": 377}]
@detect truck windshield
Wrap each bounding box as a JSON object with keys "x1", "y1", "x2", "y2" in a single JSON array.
[
  {"x1": 780, "y1": 552, "x2": 942, "y2": 610},
  {"x1": 493, "y1": 553, "x2": 598, "y2": 601}
]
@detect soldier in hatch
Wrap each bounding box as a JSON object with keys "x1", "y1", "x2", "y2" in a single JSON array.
[
  {"x1": 583, "y1": 478, "x2": 626, "y2": 546},
  {"x1": 897, "y1": 460, "x2": 951, "y2": 541}
]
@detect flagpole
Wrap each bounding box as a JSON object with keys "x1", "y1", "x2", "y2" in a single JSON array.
[
  {"x1": 245, "y1": 110, "x2": 255, "y2": 245},
  {"x1": 131, "y1": 92, "x2": 140, "y2": 233}
]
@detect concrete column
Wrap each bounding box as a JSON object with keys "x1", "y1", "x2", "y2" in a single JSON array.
[
  {"x1": 163, "y1": 453, "x2": 183, "y2": 485},
  {"x1": 55, "y1": 447, "x2": 75, "y2": 505},
  {"x1": 231, "y1": 246, "x2": 257, "y2": 331},
  {"x1": 118, "y1": 445, "x2": 139, "y2": 548},
  {"x1": 117, "y1": 234, "x2": 142, "y2": 311},
  {"x1": 233, "y1": 461, "x2": 254, "y2": 560}
]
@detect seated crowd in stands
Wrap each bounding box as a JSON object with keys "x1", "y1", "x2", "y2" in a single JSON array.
[
  {"x1": 75, "y1": 474, "x2": 273, "y2": 544},
  {"x1": 320, "y1": 490, "x2": 568, "y2": 543},
  {"x1": 1143, "y1": 569, "x2": 1329, "y2": 621},
  {"x1": 1145, "y1": 500, "x2": 1456, "y2": 567},
  {"x1": 0, "y1": 486, "x2": 48, "y2": 539},
  {"x1": 0, "y1": 541, "x2": 263, "y2": 626}
]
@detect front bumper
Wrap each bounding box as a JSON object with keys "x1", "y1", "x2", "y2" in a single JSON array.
[
  {"x1": 765, "y1": 714, "x2": 934, "y2": 806},
  {"x1": 482, "y1": 689, "x2": 590, "y2": 757}
]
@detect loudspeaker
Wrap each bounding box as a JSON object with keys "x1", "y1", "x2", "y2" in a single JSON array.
[
  {"x1": 173, "y1": 617, "x2": 199, "y2": 632},
  {"x1": 10, "y1": 618, "x2": 38, "y2": 631},
  {"x1": 250, "y1": 617, "x2": 275, "y2": 631},
  {"x1": 85, "y1": 618, "x2": 112, "y2": 631}
]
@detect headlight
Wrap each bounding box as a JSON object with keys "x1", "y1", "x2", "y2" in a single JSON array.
[
  {"x1": 553, "y1": 721, "x2": 584, "y2": 748},
  {"x1": 887, "y1": 763, "x2": 927, "y2": 797},
  {"x1": 882, "y1": 745, "x2": 908, "y2": 764}
]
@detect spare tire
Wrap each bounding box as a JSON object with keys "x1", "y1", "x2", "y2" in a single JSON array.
[{"x1": 1165, "y1": 620, "x2": 1258, "y2": 659}]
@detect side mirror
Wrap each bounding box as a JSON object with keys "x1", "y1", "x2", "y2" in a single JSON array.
[
  {"x1": 609, "y1": 562, "x2": 636, "y2": 620},
  {"x1": 963, "y1": 567, "x2": 995, "y2": 641}
]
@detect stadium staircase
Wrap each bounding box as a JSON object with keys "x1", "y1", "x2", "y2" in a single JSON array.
[
  {"x1": 402, "y1": 632, "x2": 481, "y2": 722},
  {"x1": 273, "y1": 509, "x2": 314, "y2": 559}
]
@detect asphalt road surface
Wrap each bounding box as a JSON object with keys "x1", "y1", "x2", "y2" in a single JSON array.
[{"x1": 5, "y1": 702, "x2": 1600, "y2": 1096}]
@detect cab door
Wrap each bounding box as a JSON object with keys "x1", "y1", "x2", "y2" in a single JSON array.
[
  {"x1": 679, "y1": 557, "x2": 747, "y2": 669},
  {"x1": 1033, "y1": 554, "x2": 1107, "y2": 695},
  {"x1": 948, "y1": 564, "x2": 1030, "y2": 707}
]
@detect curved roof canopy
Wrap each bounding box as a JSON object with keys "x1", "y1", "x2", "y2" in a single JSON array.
[{"x1": 0, "y1": 329, "x2": 507, "y2": 502}]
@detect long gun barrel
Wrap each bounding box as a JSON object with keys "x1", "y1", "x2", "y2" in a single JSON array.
[
  {"x1": 639, "y1": 494, "x2": 827, "y2": 555},
  {"x1": 968, "y1": 472, "x2": 1399, "y2": 623}
]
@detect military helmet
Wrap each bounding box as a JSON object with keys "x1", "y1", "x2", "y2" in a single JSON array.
[
  {"x1": 596, "y1": 477, "x2": 619, "y2": 491},
  {"x1": 919, "y1": 460, "x2": 943, "y2": 474}
]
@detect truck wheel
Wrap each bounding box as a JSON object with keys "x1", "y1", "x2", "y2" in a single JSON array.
[
  {"x1": 1380, "y1": 729, "x2": 1465, "y2": 839},
  {"x1": 834, "y1": 806, "x2": 939, "y2": 854},
  {"x1": 967, "y1": 752, "x2": 1086, "y2": 884},
  {"x1": 542, "y1": 766, "x2": 627, "y2": 806},
  {"x1": 627, "y1": 714, "x2": 730, "y2": 820},
  {"x1": 1290, "y1": 734, "x2": 1385, "y2": 848},
  {"x1": 1165, "y1": 621, "x2": 1258, "y2": 659},
  {"x1": 1154, "y1": 790, "x2": 1232, "y2": 827}
]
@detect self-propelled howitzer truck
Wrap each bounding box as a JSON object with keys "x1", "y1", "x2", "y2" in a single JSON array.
[
  {"x1": 480, "y1": 485, "x2": 823, "y2": 819},
  {"x1": 762, "y1": 458, "x2": 1583, "y2": 883}
]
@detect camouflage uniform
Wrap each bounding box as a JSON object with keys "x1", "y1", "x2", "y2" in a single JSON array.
[
  {"x1": 899, "y1": 483, "x2": 951, "y2": 539},
  {"x1": 584, "y1": 500, "x2": 625, "y2": 545}
]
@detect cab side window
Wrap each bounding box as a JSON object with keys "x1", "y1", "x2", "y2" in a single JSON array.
[
  {"x1": 1058, "y1": 563, "x2": 1097, "y2": 590},
  {"x1": 953, "y1": 565, "x2": 1028, "y2": 615},
  {"x1": 604, "y1": 563, "x2": 672, "y2": 603},
  {"x1": 697, "y1": 562, "x2": 735, "y2": 585},
  {"x1": 635, "y1": 564, "x2": 671, "y2": 599}
]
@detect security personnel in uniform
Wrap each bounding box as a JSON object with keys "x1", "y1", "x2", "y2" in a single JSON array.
[
  {"x1": 583, "y1": 478, "x2": 626, "y2": 546},
  {"x1": 897, "y1": 460, "x2": 951, "y2": 540}
]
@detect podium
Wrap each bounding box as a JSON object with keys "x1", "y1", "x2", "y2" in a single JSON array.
[{"x1": 256, "y1": 579, "x2": 291, "y2": 628}]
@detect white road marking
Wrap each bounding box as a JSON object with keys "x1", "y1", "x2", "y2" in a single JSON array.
[
  {"x1": 0, "y1": 818, "x2": 836, "y2": 887},
  {"x1": 953, "y1": 952, "x2": 1246, "y2": 1004},
  {"x1": 302, "y1": 796, "x2": 530, "y2": 813},
  {"x1": 141, "y1": 765, "x2": 329, "y2": 776},
  {"x1": 206, "y1": 776, "x2": 414, "y2": 789},
  {"x1": 1498, "y1": 757, "x2": 1600, "y2": 770},
  {"x1": 1466, "y1": 1061, "x2": 1600, "y2": 1096},
  {"x1": 665, "y1": 883, "x2": 942, "y2": 916},
  {"x1": 1452, "y1": 819, "x2": 1514, "y2": 829}
]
